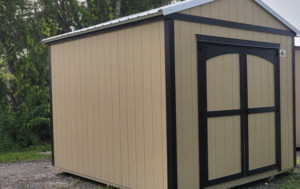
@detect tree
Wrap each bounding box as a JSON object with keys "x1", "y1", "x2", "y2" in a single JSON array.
[{"x1": 0, "y1": 0, "x2": 178, "y2": 151}]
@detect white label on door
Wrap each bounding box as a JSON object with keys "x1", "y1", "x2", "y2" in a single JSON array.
[{"x1": 280, "y1": 50, "x2": 286, "y2": 57}]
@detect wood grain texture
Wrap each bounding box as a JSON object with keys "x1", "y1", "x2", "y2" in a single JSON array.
[{"x1": 51, "y1": 20, "x2": 167, "y2": 189}]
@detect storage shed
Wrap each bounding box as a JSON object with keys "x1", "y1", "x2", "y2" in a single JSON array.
[
  {"x1": 296, "y1": 45, "x2": 300, "y2": 148},
  {"x1": 42, "y1": 0, "x2": 300, "y2": 188}
]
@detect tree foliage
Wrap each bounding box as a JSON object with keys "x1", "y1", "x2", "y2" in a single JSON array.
[{"x1": 0, "y1": 0, "x2": 176, "y2": 152}]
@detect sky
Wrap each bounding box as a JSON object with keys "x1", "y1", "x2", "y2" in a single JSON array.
[{"x1": 262, "y1": 0, "x2": 300, "y2": 46}]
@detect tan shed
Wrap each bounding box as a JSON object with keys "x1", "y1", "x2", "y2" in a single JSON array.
[
  {"x1": 42, "y1": 0, "x2": 300, "y2": 188},
  {"x1": 296, "y1": 45, "x2": 300, "y2": 148}
]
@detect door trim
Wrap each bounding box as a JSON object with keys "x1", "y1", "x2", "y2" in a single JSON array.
[
  {"x1": 196, "y1": 34, "x2": 280, "y2": 49},
  {"x1": 197, "y1": 35, "x2": 281, "y2": 189}
]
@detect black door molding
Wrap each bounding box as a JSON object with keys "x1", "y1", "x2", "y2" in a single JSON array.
[{"x1": 197, "y1": 35, "x2": 281, "y2": 189}]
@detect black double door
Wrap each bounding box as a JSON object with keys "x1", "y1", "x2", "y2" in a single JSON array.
[{"x1": 198, "y1": 42, "x2": 281, "y2": 188}]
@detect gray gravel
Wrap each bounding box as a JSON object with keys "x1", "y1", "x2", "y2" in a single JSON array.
[
  {"x1": 0, "y1": 158, "x2": 105, "y2": 189},
  {"x1": 1, "y1": 155, "x2": 300, "y2": 189}
]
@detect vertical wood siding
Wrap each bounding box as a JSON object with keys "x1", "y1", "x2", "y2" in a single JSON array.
[
  {"x1": 51, "y1": 20, "x2": 167, "y2": 189},
  {"x1": 296, "y1": 48, "x2": 300, "y2": 147},
  {"x1": 175, "y1": 1, "x2": 294, "y2": 188}
]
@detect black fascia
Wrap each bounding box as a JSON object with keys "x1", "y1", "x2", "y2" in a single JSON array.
[
  {"x1": 164, "y1": 18, "x2": 178, "y2": 189},
  {"x1": 166, "y1": 13, "x2": 296, "y2": 37},
  {"x1": 48, "y1": 45, "x2": 55, "y2": 166}
]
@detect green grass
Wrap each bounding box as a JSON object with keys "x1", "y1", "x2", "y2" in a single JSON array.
[
  {"x1": 0, "y1": 143, "x2": 52, "y2": 163},
  {"x1": 280, "y1": 170, "x2": 300, "y2": 189}
]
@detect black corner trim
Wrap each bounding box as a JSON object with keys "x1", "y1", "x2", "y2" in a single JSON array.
[
  {"x1": 164, "y1": 18, "x2": 178, "y2": 189},
  {"x1": 293, "y1": 38, "x2": 296, "y2": 168},
  {"x1": 167, "y1": 13, "x2": 296, "y2": 37},
  {"x1": 45, "y1": 15, "x2": 165, "y2": 45},
  {"x1": 48, "y1": 45, "x2": 54, "y2": 166},
  {"x1": 196, "y1": 34, "x2": 280, "y2": 49}
]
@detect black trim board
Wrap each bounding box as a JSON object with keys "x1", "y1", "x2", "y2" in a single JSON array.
[
  {"x1": 293, "y1": 38, "x2": 296, "y2": 167},
  {"x1": 167, "y1": 13, "x2": 296, "y2": 37},
  {"x1": 48, "y1": 45, "x2": 54, "y2": 166},
  {"x1": 164, "y1": 18, "x2": 178, "y2": 189},
  {"x1": 196, "y1": 34, "x2": 280, "y2": 49}
]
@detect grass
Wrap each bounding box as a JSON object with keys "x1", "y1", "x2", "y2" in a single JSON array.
[{"x1": 0, "y1": 143, "x2": 52, "y2": 163}]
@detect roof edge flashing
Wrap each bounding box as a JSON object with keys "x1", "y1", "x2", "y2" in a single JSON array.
[
  {"x1": 41, "y1": 10, "x2": 163, "y2": 44},
  {"x1": 254, "y1": 0, "x2": 300, "y2": 36},
  {"x1": 162, "y1": 0, "x2": 214, "y2": 15}
]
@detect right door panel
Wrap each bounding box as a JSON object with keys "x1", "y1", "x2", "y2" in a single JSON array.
[{"x1": 247, "y1": 55, "x2": 276, "y2": 171}]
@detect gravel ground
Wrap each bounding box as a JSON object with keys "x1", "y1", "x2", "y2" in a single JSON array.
[
  {"x1": 0, "y1": 155, "x2": 300, "y2": 189},
  {"x1": 0, "y1": 158, "x2": 106, "y2": 189}
]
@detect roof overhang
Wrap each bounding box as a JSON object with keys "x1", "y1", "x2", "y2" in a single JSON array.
[
  {"x1": 42, "y1": 0, "x2": 299, "y2": 44},
  {"x1": 41, "y1": 0, "x2": 214, "y2": 44}
]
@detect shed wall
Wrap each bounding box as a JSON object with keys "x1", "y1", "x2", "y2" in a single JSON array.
[
  {"x1": 296, "y1": 47, "x2": 300, "y2": 147},
  {"x1": 175, "y1": 1, "x2": 294, "y2": 189},
  {"x1": 51, "y1": 20, "x2": 168, "y2": 189}
]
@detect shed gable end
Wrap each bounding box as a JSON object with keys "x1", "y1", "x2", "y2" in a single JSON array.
[{"x1": 179, "y1": 0, "x2": 290, "y2": 31}]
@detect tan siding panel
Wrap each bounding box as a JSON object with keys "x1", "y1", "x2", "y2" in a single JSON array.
[
  {"x1": 51, "y1": 21, "x2": 167, "y2": 189},
  {"x1": 125, "y1": 27, "x2": 137, "y2": 189},
  {"x1": 151, "y1": 22, "x2": 164, "y2": 189},
  {"x1": 68, "y1": 41, "x2": 77, "y2": 172},
  {"x1": 111, "y1": 31, "x2": 121, "y2": 185},
  {"x1": 133, "y1": 26, "x2": 146, "y2": 189},
  {"x1": 85, "y1": 37, "x2": 95, "y2": 178},
  {"x1": 141, "y1": 23, "x2": 154, "y2": 189},
  {"x1": 118, "y1": 30, "x2": 129, "y2": 187},
  {"x1": 91, "y1": 35, "x2": 101, "y2": 179},
  {"x1": 97, "y1": 34, "x2": 107, "y2": 180},
  {"x1": 74, "y1": 39, "x2": 83, "y2": 174}
]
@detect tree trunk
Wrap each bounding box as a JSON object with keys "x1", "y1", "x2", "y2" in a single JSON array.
[
  {"x1": 98, "y1": 0, "x2": 108, "y2": 22},
  {"x1": 160, "y1": 0, "x2": 171, "y2": 7},
  {"x1": 114, "y1": 0, "x2": 122, "y2": 19},
  {"x1": 0, "y1": 41, "x2": 19, "y2": 110}
]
